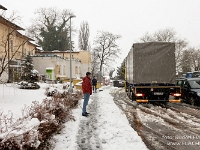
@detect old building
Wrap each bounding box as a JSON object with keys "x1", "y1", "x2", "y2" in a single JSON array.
[
  {"x1": 32, "y1": 54, "x2": 82, "y2": 80},
  {"x1": 0, "y1": 4, "x2": 91, "y2": 82},
  {"x1": 35, "y1": 50, "x2": 91, "y2": 78},
  {"x1": 0, "y1": 6, "x2": 37, "y2": 82}
]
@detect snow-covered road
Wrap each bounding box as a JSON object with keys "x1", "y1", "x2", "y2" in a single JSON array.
[
  {"x1": 112, "y1": 88, "x2": 200, "y2": 150},
  {"x1": 53, "y1": 86, "x2": 148, "y2": 150}
]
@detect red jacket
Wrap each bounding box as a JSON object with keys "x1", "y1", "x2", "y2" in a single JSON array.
[{"x1": 82, "y1": 76, "x2": 92, "y2": 94}]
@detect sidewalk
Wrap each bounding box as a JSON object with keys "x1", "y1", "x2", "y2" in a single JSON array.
[{"x1": 53, "y1": 86, "x2": 148, "y2": 150}]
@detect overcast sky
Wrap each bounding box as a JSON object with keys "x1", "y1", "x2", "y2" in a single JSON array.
[{"x1": 1, "y1": 0, "x2": 200, "y2": 68}]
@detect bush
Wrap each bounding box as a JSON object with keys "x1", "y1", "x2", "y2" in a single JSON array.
[
  {"x1": 44, "y1": 84, "x2": 70, "y2": 97},
  {"x1": 0, "y1": 89, "x2": 83, "y2": 150},
  {"x1": 18, "y1": 81, "x2": 40, "y2": 89}
]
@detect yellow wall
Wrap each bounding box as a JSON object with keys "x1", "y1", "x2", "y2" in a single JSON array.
[
  {"x1": 14, "y1": 36, "x2": 25, "y2": 59},
  {"x1": 36, "y1": 51, "x2": 91, "y2": 77},
  {"x1": 62, "y1": 51, "x2": 91, "y2": 73},
  {"x1": 62, "y1": 51, "x2": 91, "y2": 64},
  {"x1": 77, "y1": 51, "x2": 91, "y2": 64},
  {"x1": 25, "y1": 43, "x2": 36, "y2": 56},
  {"x1": 0, "y1": 24, "x2": 14, "y2": 56},
  {"x1": 0, "y1": 22, "x2": 36, "y2": 60}
]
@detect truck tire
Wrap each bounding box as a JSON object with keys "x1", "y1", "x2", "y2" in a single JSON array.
[
  {"x1": 126, "y1": 86, "x2": 132, "y2": 100},
  {"x1": 132, "y1": 93, "x2": 136, "y2": 101}
]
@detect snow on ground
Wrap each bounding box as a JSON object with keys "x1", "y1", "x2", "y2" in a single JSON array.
[
  {"x1": 0, "y1": 83, "x2": 47, "y2": 118},
  {"x1": 53, "y1": 86, "x2": 148, "y2": 150},
  {"x1": 0, "y1": 83, "x2": 148, "y2": 149}
]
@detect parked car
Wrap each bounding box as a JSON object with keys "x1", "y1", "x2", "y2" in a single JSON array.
[
  {"x1": 192, "y1": 71, "x2": 200, "y2": 78},
  {"x1": 176, "y1": 78, "x2": 200, "y2": 105},
  {"x1": 112, "y1": 80, "x2": 125, "y2": 87},
  {"x1": 118, "y1": 80, "x2": 125, "y2": 87}
]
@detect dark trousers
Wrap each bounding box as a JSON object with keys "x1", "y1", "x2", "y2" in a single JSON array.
[{"x1": 92, "y1": 85, "x2": 97, "y2": 92}]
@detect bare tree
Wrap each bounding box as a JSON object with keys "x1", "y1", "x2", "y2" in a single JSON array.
[
  {"x1": 91, "y1": 50, "x2": 100, "y2": 76},
  {"x1": 109, "y1": 68, "x2": 115, "y2": 78},
  {"x1": 0, "y1": 30, "x2": 29, "y2": 83},
  {"x1": 179, "y1": 46, "x2": 200, "y2": 73},
  {"x1": 0, "y1": 13, "x2": 28, "y2": 83},
  {"x1": 175, "y1": 39, "x2": 188, "y2": 72},
  {"x1": 188, "y1": 48, "x2": 200, "y2": 71},
  {"x1": 140, "y1": 32, "x2": 154, "y2": 42},
  {"x1": 0, "y1": 10, "x2": 22, "y2": 25},
  {"x1": 93, "y1": 31, "x2": 121, "y2": 72},
  {"x1": 78, "y1": 21, "x2": 90, "y2": 50},
  {"x1": 140, "y1": 28, "x2": 176, "y2": 42},
  {"x1": 180, "y1": 49, "x2": 192, "y2": 72},
  {"x1": 153, "y1": 28, "x2": 176, "y2": 42}
]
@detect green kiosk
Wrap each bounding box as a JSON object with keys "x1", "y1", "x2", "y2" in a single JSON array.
[{"x1": 46, "y1": 68, "x2": 55, "y2": 80}]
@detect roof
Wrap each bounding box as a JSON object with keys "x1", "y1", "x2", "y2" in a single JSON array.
[
  {"x1": 176, "y1": 78, "x2": 200, "y2": 81},
  {"x1": 16, "y1": 31, "x2": 34, "y2": 41},
  {"x1": 187, "y1": 78, "x2": 200, "y2": 81},
  {"x1": 46, "y1": 67, "x2": 54, "y2": 70},
  {"x1": 32, "y1": 54, "x2": 81, "y2": 62},
  {"x1": 36, "y1": 50, "x2": 80, "y2": 54},
  {"x1": 27, "y1": 41, "x2": 40, "y2": 47},
  {"x1": 0, "y1": 5, "x2": 7, "y2": 10},
  {"x1": 0, "y1": 15, "x2": 24, "y2": 30}
]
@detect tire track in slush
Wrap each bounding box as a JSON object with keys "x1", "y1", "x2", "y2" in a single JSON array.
[
  {"x1": 111, "y1": 88, "x2": 200, "y2": 150},
  {"x1": 76, "y1": 93, "x2": 102, "y2": 150}
]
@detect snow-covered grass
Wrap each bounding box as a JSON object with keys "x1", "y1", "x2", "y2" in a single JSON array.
[{"x1": 0, "y1": 83, "x2": 47, "y2": 118}]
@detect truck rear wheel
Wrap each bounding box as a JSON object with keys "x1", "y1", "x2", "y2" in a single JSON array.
[
  {"x1": 126, "y1": 86, "x2": 132, "y2": 100},
  {"x1": 132, "y1": 93, "x2": 136, "y2": 101}
]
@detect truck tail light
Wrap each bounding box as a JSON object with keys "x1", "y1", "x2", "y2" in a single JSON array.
[
  {"x1": 136, "y1": 93, "x2": 145, "y2": 97},
  {"x1": 172, "y1": 93, "x2": 181, "y2": 97},
  {"x1": 169, "y1": 99, "x2": 181, "y2": 102}
]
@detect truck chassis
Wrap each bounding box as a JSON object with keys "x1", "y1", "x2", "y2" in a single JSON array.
[{"x1": 126, "y1": 83, "x2": 181, "y2": 103}]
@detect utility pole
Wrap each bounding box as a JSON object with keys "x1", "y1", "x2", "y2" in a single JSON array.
[
  {"x1": 7, "y1": 32, "x2": 10, "y2": 83},
  {"x1": 68, "y1": 15, "x2": 76, "y2": 93}
]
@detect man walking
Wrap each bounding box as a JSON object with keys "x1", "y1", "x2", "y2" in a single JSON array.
[
  {"x1": 82, "y1": 72, "x2": 92, "y2": 116},
  {"x1": 92, "y1": 76, "x2": 97, "y2": 93}
]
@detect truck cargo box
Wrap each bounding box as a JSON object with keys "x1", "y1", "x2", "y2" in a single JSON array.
[{"x1": 126, "y1": 42, "x2": 176, "y2": 84}]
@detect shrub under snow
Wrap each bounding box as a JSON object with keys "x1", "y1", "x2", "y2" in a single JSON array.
[
  {"x1": 0, "y1": 85, "x2": 83, "y2": 150},
  {"x1": 18, "y1": 81, "x2": 40, "y2": 89}
]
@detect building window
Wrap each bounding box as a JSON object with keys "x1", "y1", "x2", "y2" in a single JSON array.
[
  {"x1": 10, "y1": 40, "x2": 13, "y2": 52},
  {"x1": 58, "y1": 66, "x2": 60, "y2": 74},
  {"x1": 23, "y1": 48, "x2": 26, "y2": 57},
  {"x1": 63, "y1": 66, "x2": 65, "y2": 75},
  {"x1": 75, "y1": 66, "x2": 78, "y2": 74}
]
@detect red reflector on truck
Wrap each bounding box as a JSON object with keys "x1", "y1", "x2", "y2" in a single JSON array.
[
  {"x1": 169, "y1": 99, "x2": 181, "y2": 102},
  {"x1": 172, "y1": 93, "x2": 181, "y2": 97},
  {"x1": 136, "y1": 100, "x2": 148, "y2": 102}
]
